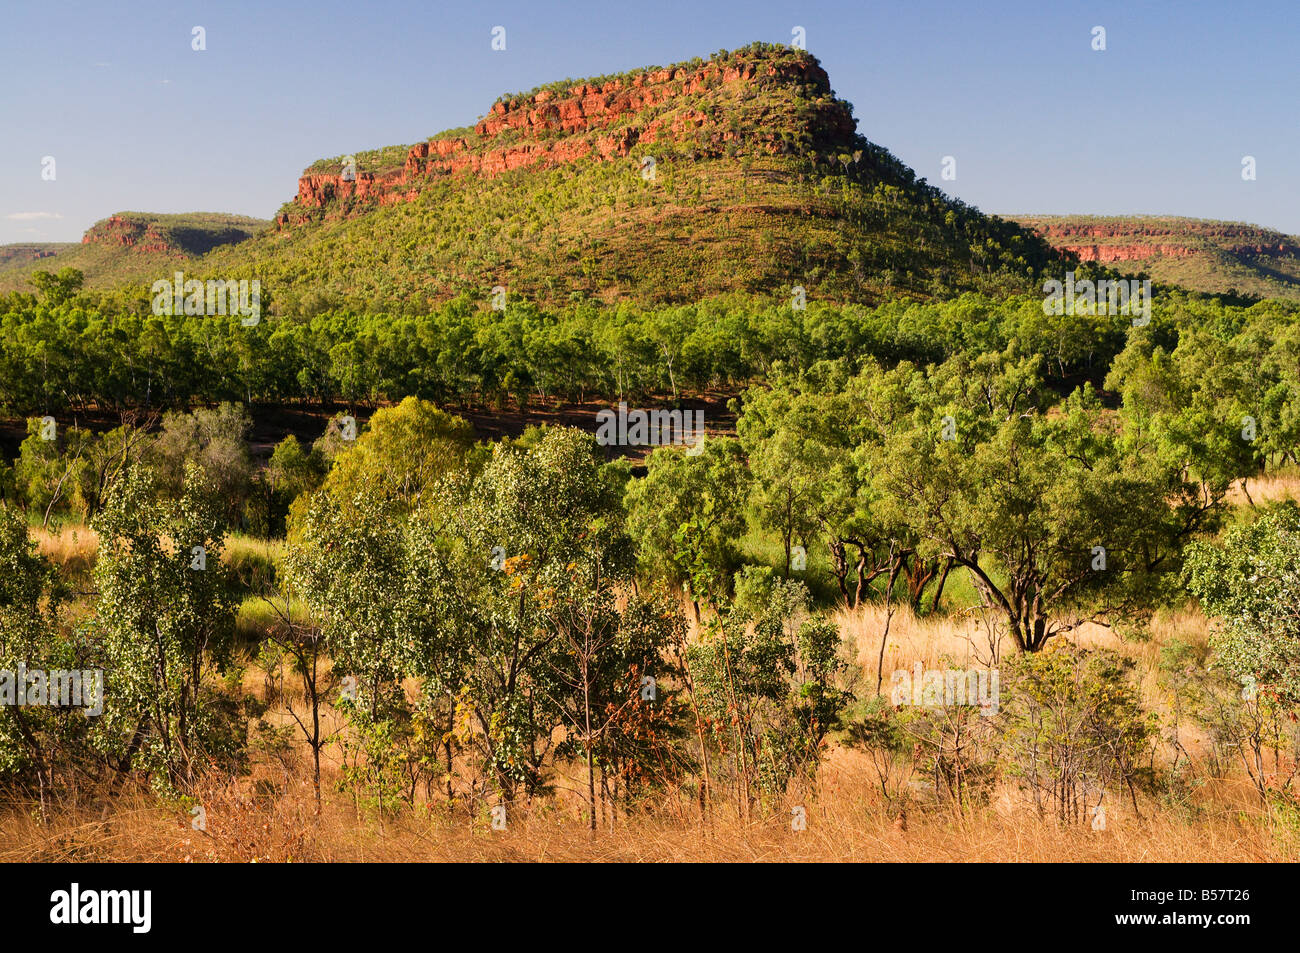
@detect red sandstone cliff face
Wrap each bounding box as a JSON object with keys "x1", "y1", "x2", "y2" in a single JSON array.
[
  {"x1": 277, "y1": 54, "x2": 847, "y2": 228},
  {"x1": 81, "y1": 215, "x2": 176, "y2": 254},
  {"x1": 1068, "y1": 243, "x2": 1197, "y2": 263}
]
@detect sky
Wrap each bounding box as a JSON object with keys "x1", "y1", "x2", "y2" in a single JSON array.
[{"x1": 2, "y1": 0, "x2": 1297, "y2": 244}]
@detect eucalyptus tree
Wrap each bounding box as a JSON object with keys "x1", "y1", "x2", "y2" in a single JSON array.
[
  {"x1": 0, "y1": 502, "x2": 78, "y2": 808},
  {"x1": 873, "y1": 352, "x2": 1205, "y2": 652},
  {"x1": 91, "y1": 466, "x2": 240, "y2": 790},
  {"x1": 624, "y1": 436, "x2": 750, "y2": 616}
]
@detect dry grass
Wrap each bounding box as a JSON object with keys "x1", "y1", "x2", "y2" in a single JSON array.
[
  {"x1": 4, "y1": 580, "x2": 1293, "y2": 863},
  {"x1": 31, "y1": 523, "x2": 98, "y2": 578},
  {"x1": 1230, "y1": 470, "x2": 1300, "y2": 508},
  {"x1": 3, "y1": 745, "x2": 1293, "y2": 862}
]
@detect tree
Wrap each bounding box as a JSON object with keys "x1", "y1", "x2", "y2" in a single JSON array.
[
  {"x1": 1000, "y1": 645, "x2": 1157, "y2": 821},
  {"x1": 91, "y1": 466, "x2": 242, "y2": 790},
  {"x1": 28, "y1": 268, "x2": 84, "y2": 306},
  {"x1": 737, "y1": 360, "x2": 935, "y2": 607},
  {"x1": 13, "y1": 418, "x2": 92, "y2": 527},
  {"x1": 737, "y1": 366, "x2": 837, "y2": 577},
  {"x1": 876, "y1": 355, "x2": 1206, "y2": 652},
  {"x1": 254, "y1": 434, "x2": 327, "y2": 536},
  {"x1": 443, "y1": 427, "x2": 633, "y2": 802},
  {"x1": 0, "y1": 502, "x2": 79, "y2": 811},
  {"x1": 1106, "y1": 328, "x2": 1261, "y2": 504},
  {"x1": 683, "y1": 567, "x2": 849, "y2": 818},
  {"x1": 538, "y1": 567, "x2": 682, "y2": 829},
  {"x1": 1184, "y1": 504, "x2": 1300, "y2": 708},
  {"x1": 256, "y1": 593, "x2": 335, "y2": 812},
  {"x1": 148, "y1": 402, "x2": 255, "y2": 526},
  {"x1": 316, "y1": 396, "x2": 474, "y2": 512},
  {"x1": 283, "y1": 489, "x2": 449, "y2": 812},
  {"x1": 624, "y1": 437, "x2": 750, "y2": 615}
]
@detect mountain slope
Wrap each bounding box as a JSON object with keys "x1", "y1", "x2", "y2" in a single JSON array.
[{"x1": 1011, "y1": 215, "x2": 1300, "y2": 301}]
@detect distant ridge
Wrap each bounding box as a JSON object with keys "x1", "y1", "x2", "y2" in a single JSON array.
[
  {"x1": 0, "y1": 212, "x2": 269, "y2": 292},
  {"x1": 1011, "y1": 214, "x2": 1300, "y2": 301}
]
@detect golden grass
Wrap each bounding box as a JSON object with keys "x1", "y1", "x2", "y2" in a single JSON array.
[
  {"x1": 1229, "y1": 470, "x2": 1300, "y2": 508},
  {"x1": 3, "y1": 745, "x2": 1292, "y2": 862},
  {"x1": 3, "y1": 566, "x2": 1292, "y2": 863},
  {"x1": 31, "y1": 523, "x2": 98, "y2": 577}
]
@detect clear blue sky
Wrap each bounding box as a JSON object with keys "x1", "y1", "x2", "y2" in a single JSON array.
[{"x1": 3, "y1": 0, "x2": 1297, "y2": 243}]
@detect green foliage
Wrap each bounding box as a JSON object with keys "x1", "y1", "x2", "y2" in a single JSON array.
[
  {"x1": 625, "y1": 437, "x2": 750, "y2": 608},
  {"x1": 28, "y1": 267, "x2": 83, "y2": 306},
  {"x1": 862, "y1": 351, "x2": 1215, "y2": 650},
  {"x1": 90, "y1": 466, "x2": 243, "y2": 792},
  {"x1": 1184, "y1": 504, "x2": 1300, "y2": 706},
  {"x1": 316, "y1": 396, "x2": 474, "y2": 512},
  {"x1": 149, "y1": 403, "x2": 255, "y2": 527},
  {"x1": 2, "y1": 287, "x2": 1283, "y2": 421},
  {"x1": 0, "y1": 501, "x2": 83, "y2": 791}
]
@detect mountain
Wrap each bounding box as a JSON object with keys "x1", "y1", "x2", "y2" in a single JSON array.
[
  {"x1": 0, "y1": 212, "x2": 269, "y2": 292},
  {"x1": 0, "y1": 243, "x2": 71, "y2": 269},
  {"x1": 218, "y1": 44, "x2": 1066, "y2": 310},
  {"x1": 1011, "y1": 215, "x2": 1300, "y2": 301},
  {"x1": 0, "y1": 45, "x2": 1067, "y2": 309}
]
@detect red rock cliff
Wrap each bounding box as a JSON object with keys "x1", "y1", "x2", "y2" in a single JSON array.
[
  {"x1": 82, "y1": 215, "x2": 176, "y2": 254},
  {"x1": 277, "y1": 51, "x2": 849, "y2": 228}
]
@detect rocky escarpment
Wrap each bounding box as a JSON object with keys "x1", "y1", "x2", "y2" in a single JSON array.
[
  {"x1": 82, "y1": 215, "x2": 176, "y2": 254},
  {"x1": 1014, "y1": 216, "x2": 1300, "y2": 263},
  {"x1": 79, "y1": 212, "x2": 269, "y2": 257},
  {"x1": 0, "y1": 244, "x2": 65, "y2": 267},
  {"x1": 278, "y1": 48, "x2": 856, "y2": 227},
  {"x1": 1009, "y1": 215, "x2": 1300, "y2": 300}
]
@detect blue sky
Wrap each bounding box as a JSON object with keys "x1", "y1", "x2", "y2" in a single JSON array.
[{"x1": 3, "y1": 0, "x2": 1296, "y2": 243}]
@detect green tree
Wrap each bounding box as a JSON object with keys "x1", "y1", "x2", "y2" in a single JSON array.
[
  {"x1": 148, "y1": 402, "x2": 255, "y2": 526},
  {"x1": 28, "y1": 267, "x2": 84, "y2": 306},
  {"x1": 91, "y1": 466, "x2": 242, "y2": 791},
  {"x1": 317, "y1": 396, "x2": 474, "y2": 512},
  {"x1": 876, "y1": 356, "x2": 1206, "y2": 652},
  {"x1": 625, "y1": 437, "x2": 750, "y2": 616},
  {"x1": 1184, "y1": 504, "x2": 1300, "y2": 707},
  {"x1": 0, "y1": 502, "x2": 82, "y2": 808}
]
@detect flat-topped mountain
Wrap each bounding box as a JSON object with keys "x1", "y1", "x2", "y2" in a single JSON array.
[
  {"x1": 276, "y1": 50, "x2": 853, "y2": 227},
  {"x1": 1, "y1": 45, "x2": 1066, "y2": 308},
  {"x1": 199, "y1": 43, "x2": 1063, "y2": 310},
  {"x1": 81, "y1": 212, "x2": 269, "y2": 256}
]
